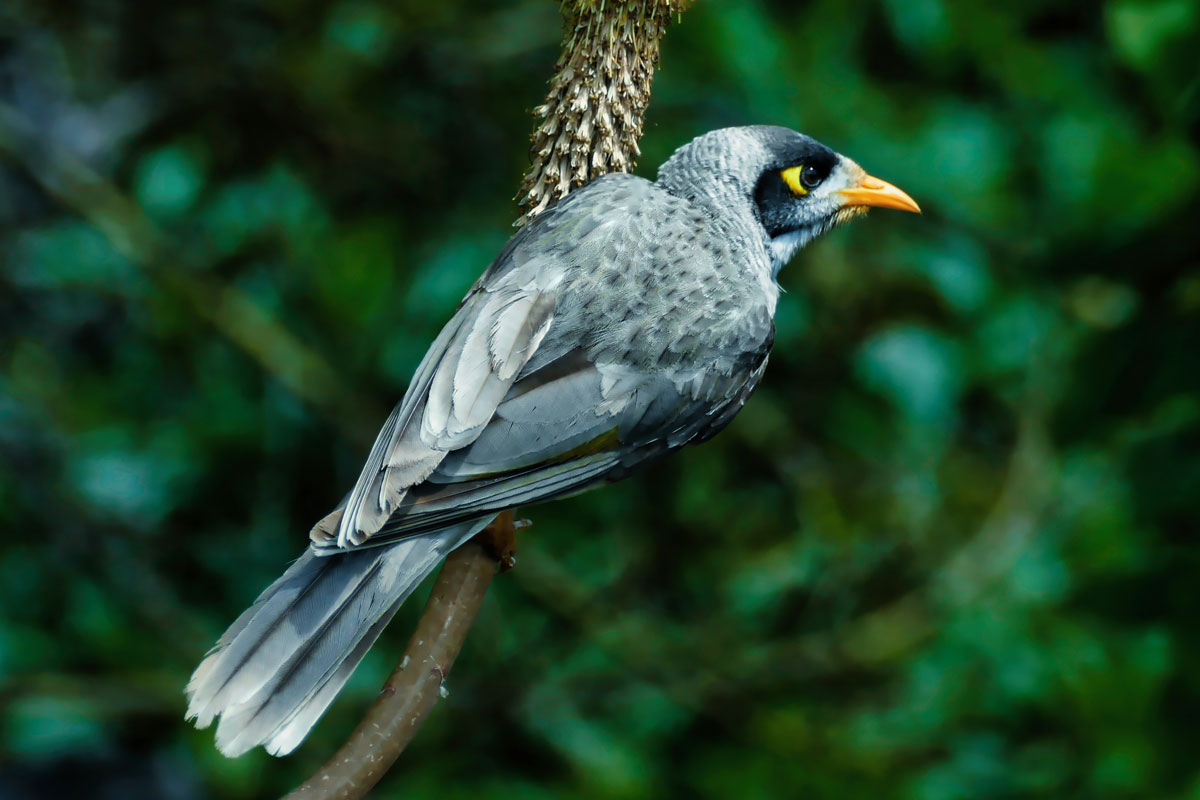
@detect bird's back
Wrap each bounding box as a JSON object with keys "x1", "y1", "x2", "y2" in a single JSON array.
[{"x1": 518, "y1": 172, "x2": 778, "y2": 379}]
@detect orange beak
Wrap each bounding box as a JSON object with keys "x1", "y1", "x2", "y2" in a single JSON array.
[{"x1": 838, "y1": 174, "x2": 921, "y2": 214}]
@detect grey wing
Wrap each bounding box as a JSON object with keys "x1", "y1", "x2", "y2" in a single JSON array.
[
  {"x1": 315, "y1": 340, "x2": 772, "y2": 550},
  {"x1": 314, "y1": 178, "x2": 638, "y2": 548},
  {"x1": 314, "y1": 260, "x2": 559, "y2": 548},
  {"x1": 315, "y1": 174, "x2": 772, "y2": 550}
]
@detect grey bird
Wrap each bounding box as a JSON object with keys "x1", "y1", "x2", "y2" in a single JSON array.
[{"x1": 185, "y1": 125, "x2": 920, "y2": 757}]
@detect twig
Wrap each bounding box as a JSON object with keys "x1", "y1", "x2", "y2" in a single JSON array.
[
  {"x1": 284, "y1": 512, "x2": 516, "y2": 800},
  {"x1": 0, "y1": 101, "x2": 380, "y2": 444}
]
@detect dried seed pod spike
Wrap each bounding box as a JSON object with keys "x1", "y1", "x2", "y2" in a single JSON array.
[{"x1": 516, "y1": 0, "x2": 694, "y2": 227}]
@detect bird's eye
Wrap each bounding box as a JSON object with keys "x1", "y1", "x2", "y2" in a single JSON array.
[
  {"x1": 780, "y1": 164, "x2": 824, "y2": 197},
  {"x1": 800, "y1": 164, "x2": 822, "y2": 189}
]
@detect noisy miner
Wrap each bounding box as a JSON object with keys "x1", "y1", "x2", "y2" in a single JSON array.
[{"x1": 186, "y1": 125, "x2": 920, "y2": 756}]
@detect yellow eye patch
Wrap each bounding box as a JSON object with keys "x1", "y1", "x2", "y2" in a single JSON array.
[{"x1": 780, "y1": 165, "x2": 809, "y2": 196}]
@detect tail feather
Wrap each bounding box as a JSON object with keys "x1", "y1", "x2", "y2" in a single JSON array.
[
  {"x1": 252, "y1": 599, "x2": 403, "y2": 756},
  {"x1": 188, "y1": 552, "x2": 374, "y2": 726},
  {"x1": 186, "y1": 519, "x2": 488, "y2": 757}
]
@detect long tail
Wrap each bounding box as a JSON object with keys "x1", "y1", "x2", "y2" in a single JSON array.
[{"x1": 185, "y1": 519, "x2": 488, "y2": 757}]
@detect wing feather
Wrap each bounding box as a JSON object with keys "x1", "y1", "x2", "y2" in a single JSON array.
[
  {"x1": 314, "y1": 344, "x2": 768, "y2": 551},
  {"x1": 327, "y1": 285, "x2": 559, "y2": 548}
]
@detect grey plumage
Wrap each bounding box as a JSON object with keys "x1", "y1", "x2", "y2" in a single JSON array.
[
  {"x1": 186, "y1": 519, "x2": 487, "y2": 756},
  {"x1": 186, "y1": 126, "x2": 919, "y2": 756}
]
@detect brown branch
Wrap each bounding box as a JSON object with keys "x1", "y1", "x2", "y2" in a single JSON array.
[{"x1": 284, "y1": 512, "x2": 516, "y2": 800}]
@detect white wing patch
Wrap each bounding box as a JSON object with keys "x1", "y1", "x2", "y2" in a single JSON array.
[
  {"x1": 423, "y1": 290, "x2": 555, "y2": 448},
  {"x1": 318, "y1": 284, "x2": 557, "y2": 549}
]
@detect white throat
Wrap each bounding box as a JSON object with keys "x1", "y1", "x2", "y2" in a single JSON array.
[{"x1": 769, "y1": 227, "x2": 818, "y2": 277}]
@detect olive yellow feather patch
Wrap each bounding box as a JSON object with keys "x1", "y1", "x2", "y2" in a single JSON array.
[{"x1": 780, "y1": 165, "x2": 809, "y2": 197}]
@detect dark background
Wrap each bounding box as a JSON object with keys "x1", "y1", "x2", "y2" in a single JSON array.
[{"x1": 1, "y1": 0, "x2": 1199, "y2": 797}]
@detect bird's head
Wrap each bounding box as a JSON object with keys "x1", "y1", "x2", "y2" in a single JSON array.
[
  {"x1": 657, "y1": 126, "x2": 920, "y2": 275},
  {"x1": 751, "y1": 127, "x2": 920, "y2": 272}
]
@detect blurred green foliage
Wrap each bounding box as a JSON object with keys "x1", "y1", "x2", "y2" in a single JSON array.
[{"x1": 1, "y1": 0, "x2": 1198, "y2": 797}]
